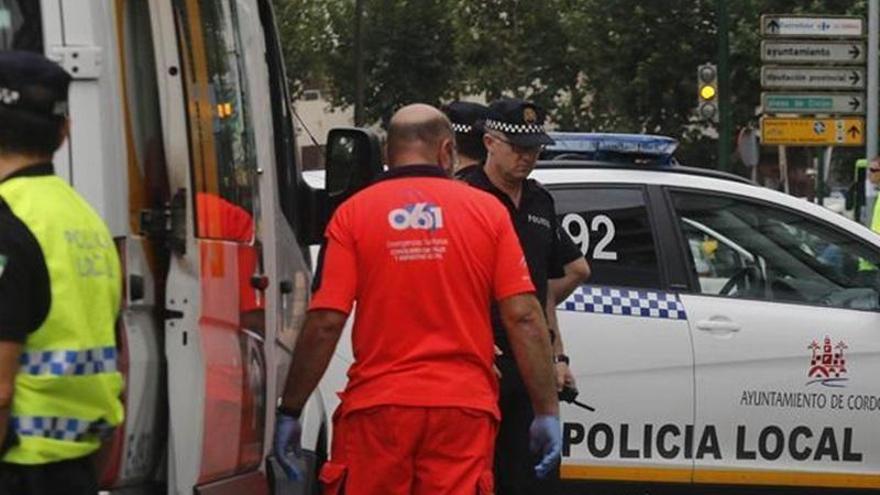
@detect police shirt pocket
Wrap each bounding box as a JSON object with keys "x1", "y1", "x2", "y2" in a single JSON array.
[
  {"x1": 477, "y1": 470, "x2": 494, "y2": 495},
  {"x1": 319, "y1": 462, "x2": 348, "y2": 495}
]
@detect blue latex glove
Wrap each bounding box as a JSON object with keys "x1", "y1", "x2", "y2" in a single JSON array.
[
  {"x1": 529, "y1": 414, "x2": 562, "y2": 479},
  {"x1": 274, "y1": 413, "x2": 303, "y2": 481}
]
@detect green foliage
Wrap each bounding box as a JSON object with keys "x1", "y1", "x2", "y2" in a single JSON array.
[
  {"x1": 451, "y1": 0, "x2": 577, "y2": 112},
  {"x1": 273, "y1": 0, "x2": 870, "y2": 167},
  {"x1": 271, "y1": 0, "x2": 336, "y2": 98},
  {"x1": 324, "y1": 0, "x2": 460, "y2": 126}
]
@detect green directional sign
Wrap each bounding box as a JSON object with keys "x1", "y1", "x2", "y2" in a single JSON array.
[{"x1": 762, "y1": 92, "x2": 865, "y2": 115}]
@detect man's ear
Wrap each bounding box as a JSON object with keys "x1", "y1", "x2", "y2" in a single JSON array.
[
  {"x1": 483, "y1": 133, "x2": 493, "y2": 149},
  {"x1": 60, "y1": 118, "x2": 71, "y2": 144},
  {"x1": 438, "y1": 137, "x2": 455, "y2": 175}
]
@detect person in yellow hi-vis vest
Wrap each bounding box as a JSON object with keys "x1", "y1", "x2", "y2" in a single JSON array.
[
  {"x1": 0, "y1": 51, "x2": 123, "y2": 495},
  {"x1": 869, "y1": 157, "x2": 880, "y2": 234}
]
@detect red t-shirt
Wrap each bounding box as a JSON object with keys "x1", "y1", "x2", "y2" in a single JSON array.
[{"x1": 310, "y1": 166, "x2": 534, "y2": 419}]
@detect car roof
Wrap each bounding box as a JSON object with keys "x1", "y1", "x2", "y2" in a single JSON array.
[
  {"x1": 531, "y1": 165, "x2": 880, "y2": 247},
  {"x1": 536, "y1": 160, "x2": 752, "y2": 185}
]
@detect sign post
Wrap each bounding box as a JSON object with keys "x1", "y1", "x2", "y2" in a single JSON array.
[
  {"x1": 759, "y1": 13, "x2": 867, "y2": 205},
  {"x1": 867, "y1": 0, "x2": 878, "y2": 226}
]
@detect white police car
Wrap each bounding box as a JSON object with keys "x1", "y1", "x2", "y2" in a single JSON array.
[
  {"x1": 535, "y1": 161, "x2": 880, "y2": 493},
  {"x1": 300, "y1": 143, "x2": 880, "y2": 493}
]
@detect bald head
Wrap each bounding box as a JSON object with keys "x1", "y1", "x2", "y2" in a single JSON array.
[{"x1": 386, "y1": 104, "x2": 456, "y2": 173}]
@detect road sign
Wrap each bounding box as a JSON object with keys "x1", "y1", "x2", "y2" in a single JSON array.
[
  {"x1": 761, "y1": 66, "x2": 865, "y2": 90},
  {"x1": 761, "y1": 40, "x2": 865, "y2": 64},
  {"x1": 760, "y1": 117, "x2": 864, "y2": 146},
  {"x1": 762, "y1": 92, "x2": 865, "y2": 114},
  {"x1": 761, "y1": 15, "x2": 864, "y2": 38}
]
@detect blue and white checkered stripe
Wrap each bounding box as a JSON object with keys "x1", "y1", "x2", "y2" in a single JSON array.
[
  {"x1": 19, "y1": 346, "x2": 117, "y2": 376},
  {"x1": 561, "y1": 285, "x2": 687, "y2": 320},
  {"x1": 12, "y1": 416, "x2": 112, "y2": 442}
]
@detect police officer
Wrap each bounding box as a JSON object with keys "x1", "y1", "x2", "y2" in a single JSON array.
[
  {"x1": 0, "y1": 51, "x2": 124, "y2": 494},
  {"x1": 465, "y1": 98, "x2": 586, "y2": 494},
  {"x1": 441, "y1": 101, "x2": 489, "y2": 179},
  {"x1": 868, "y1": 157, "x2": 880, "y2": 234},
  {"x1": 274, "y1": 104, "x2": 561, "y2": 494}
]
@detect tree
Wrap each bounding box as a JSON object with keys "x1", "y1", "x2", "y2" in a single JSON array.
[
  {"x1": 272, "y1": 0, "x2": 338, "y2": 99},
  {"x1": 451, "y1": 0, "x2": 577, "y2": 113},
  {"x1": 324, "y1": 0, "x2": 462, "y2": 126}
]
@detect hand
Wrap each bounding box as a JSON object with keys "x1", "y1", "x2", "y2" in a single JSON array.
[
  {"x1": 273, "y1": 413, "x2": 303, "y2": 480},
  {"x1": 529, "y1": 415, "x2": 562, "y2": 479},
  {"x1": 554, "y1": 362, "x2": 574, "y2": 392}
]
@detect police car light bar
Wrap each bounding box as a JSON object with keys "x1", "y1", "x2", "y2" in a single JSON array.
[{"x1": 546, "y1": 132, "x2": 679, "y2": 156}]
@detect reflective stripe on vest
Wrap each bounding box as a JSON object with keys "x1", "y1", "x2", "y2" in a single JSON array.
[
  {"x1": 12, "y1": 416, "x2": 113, "y2": 442},
  {"x1": 19, "y1": 346, "x2": 118, "y2": 376}
]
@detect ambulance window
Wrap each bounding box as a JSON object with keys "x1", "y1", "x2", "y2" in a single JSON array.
[
  {"x1": 672, "y1": 191, "x2": 880, "y2": 311},
  {"x1": 174, "y1": 0, "x2": 259, "y2": 242},
  {"x1": 256, "y1": 0, "x2": 301, "y2": 234},
  {"x1": 552, "y1": 186, "x2": 661, "y2": 289},
  {"x1": 0, "y1": 0, "x2": 42, "y2": 52}
]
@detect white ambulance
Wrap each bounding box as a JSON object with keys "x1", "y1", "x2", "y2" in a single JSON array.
[{"x1": 1, "y1": 2, "x2": 375, "y2": 494}]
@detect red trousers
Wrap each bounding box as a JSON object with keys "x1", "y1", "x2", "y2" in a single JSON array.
[{"x1": 320, "y1": 405, "x2": 497, "y2": 495}]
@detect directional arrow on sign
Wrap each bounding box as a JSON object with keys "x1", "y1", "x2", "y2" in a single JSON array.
[
  {"x1": 848, "y1": 125, "x2": 861, "y2": 139},
  {"x1": 767, "y1": 19, "x2": 780, "y2": 33},
  {"x1": 850, "y1": 45, "x2": 861, "y2": 59},
  {"x1": 850, "y1": 71, "x2": 861, "y2": 85},
  {"x1": 850, "y1": 97, "x2": 861, "y2": 111}
]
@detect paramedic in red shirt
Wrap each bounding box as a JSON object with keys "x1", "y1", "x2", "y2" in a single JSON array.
[{"x1": 274, "y1": 103, "x2": 560, "y2": 494}]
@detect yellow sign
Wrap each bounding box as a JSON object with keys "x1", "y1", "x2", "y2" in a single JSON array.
[{"x1": 760, "y1": 117, "x2": 864, "y2": 146}]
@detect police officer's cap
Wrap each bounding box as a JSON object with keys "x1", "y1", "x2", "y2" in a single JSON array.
[
  {"x1": 0, "y1": 51, "x2": 71, "y2": 120},
  {"x1": 484, "y1": 98, "x2": 554, "y2": 147},
  {"x1": 442, "y1": 101, "x2": 488, "y2": 137}
]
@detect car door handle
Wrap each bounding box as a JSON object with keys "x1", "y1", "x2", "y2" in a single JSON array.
[{"x1": 695, "y1": 319, "x2": 741, "y2": 333}]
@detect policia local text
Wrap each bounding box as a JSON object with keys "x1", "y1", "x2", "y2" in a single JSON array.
[{"x1": 564, "y1": 423, "x2": 863, "y2": 462}]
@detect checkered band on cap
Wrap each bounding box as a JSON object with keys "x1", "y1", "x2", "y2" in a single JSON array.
[
  {"x1": 19, "y1": 346, "x2": 118, "y2": 376},
  {"x1": 484, "y1": 119, "x2": 545, "y2": 135},
  {"x1": 561, "y1": 285, "x2": 687, "y2": 320},
  {"x1": 12, "y1": 415, "x2": 113, "y2": 442},
  {"x1": 451, "y1": 123, "x2": 473, "y2": 134}
]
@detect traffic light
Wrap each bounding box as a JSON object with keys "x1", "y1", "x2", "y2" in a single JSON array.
[{"x1": 697, "y1": 63, "x2": 719, "y2": 123}]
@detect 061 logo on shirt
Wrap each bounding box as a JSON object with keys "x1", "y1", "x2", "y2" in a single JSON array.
[{"x1": 388, "y1": 203, "x2": 444, "y2": 231}]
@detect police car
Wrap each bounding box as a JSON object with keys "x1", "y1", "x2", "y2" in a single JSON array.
[{"x1": 300, "y1": 140, "x2": 880, "y2": 493}]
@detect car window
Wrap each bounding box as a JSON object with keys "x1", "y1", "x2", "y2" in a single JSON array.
[
  {"x1": 671, "y1": 190, "x2": 880, "y2": 311},
  {"x1": 551, "y1": 186, "x2": 661, "y2": 289}
]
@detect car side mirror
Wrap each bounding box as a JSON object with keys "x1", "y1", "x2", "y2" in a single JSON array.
[{"x1": 325, "y1": 127, "x2": 383, "y2": 213}]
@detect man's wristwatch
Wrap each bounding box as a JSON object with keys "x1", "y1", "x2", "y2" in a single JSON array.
[{"x1": 554, "y1": 354, "x2": 570, "y2": 365}]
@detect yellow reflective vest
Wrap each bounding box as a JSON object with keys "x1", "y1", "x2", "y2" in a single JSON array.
[
  {"x1": 0, "y1": 172, "x2": 123, "y2": 465},
  {"x1": 873, "y1": 193, "x2": 880, "y2": 234}
]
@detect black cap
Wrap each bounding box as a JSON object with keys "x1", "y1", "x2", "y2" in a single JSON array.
[
  {"x1": 0, "y1": 51, "x2": 71, "y2": 119},
  {"x1": 441, "y1": 101, "x2": 488, "y2": 137},
  {"x1": 485, "y1": 98, "x2": 554, "y2": 147}
]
